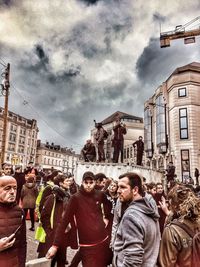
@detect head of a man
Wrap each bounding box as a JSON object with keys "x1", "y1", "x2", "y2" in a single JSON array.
[
  {"x1": 0, "y1": 176, "x2": 17, "y2": 203},
  {"x1": 2, "y1": 163, "x2": 12, "y2": 176},
  {"x1": 56, "y1": 175, "x2": 71, "y2": 190},
  {"x1": 95, "y1": 173, "x2": 107, "y2": 190},
  {"x1": 82, "y1": 171, "x2": 95, "y2": 193},
  {"x1": 86, "y1": 139, "x2": 92, "y2": 145},
  {"x1": 156, "y1": 182, "x2": 163, "y2": 194},
  {"x1": 139, "y1": 136, "x2": 143, "y2": 141},
  {"x1": 15, "y1": 166, "x2": 22, "y2": 173},
  {"x1": 118, "y1": 172, "x2": 144, "y2": 203}
]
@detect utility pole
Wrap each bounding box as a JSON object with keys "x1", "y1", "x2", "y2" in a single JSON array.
[{"x1": 1, "y1": 63, "x2": 10, "y2": 166}]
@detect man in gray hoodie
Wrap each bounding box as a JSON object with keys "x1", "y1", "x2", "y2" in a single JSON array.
[{"x1": 113, "y1": 172, "x2": 160, "y2": 267}]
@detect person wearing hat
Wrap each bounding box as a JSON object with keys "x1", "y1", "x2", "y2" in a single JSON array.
[
  {"x1": 13, "y1": 166, "x2": 26, "y2": 204},
  {"x1": 46, "y1": 171, "x2": 112, "y2": 267},
  {"x1": 112, "y1": 118, "x2": 127, "y2": 163},
  {"x1": 81, "y1": 139, "x2": 96, "y2": 162},
  {"x1": 94, "y1": 123, "x2": 106, "y2": 162},
  {"x1": 132, "y1": 136, "x2": 144, "y2": 166}
]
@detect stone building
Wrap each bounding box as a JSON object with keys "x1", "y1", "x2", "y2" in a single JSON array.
[
  {"x1": 91, "y1": 111, "x2": 144, "y2": 164},
  {"x1": 0, "y1": 107, "x2": 38, "y2": 167},
  {"x1": 36, "y1": 140, "x2": 79, "y2": 174},
  {"x1": 144, "y1": 62, "x2": 200, "y2": 181}
]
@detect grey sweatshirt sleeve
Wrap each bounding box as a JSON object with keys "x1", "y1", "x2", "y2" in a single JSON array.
[
  {"x1": 111, "y1": 200, "x2": 121, "y2": 248},
  {"x1": 120, "y1": 214, "x2": 144, "y2": 267}
]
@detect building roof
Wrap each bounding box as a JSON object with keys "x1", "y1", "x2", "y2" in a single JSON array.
[
  {"x1": 100, "y1": 111, "x2": 143, "y2": 125},
  {"x1": 171, "y1": 62, "x2": 200, "y2": 76}
]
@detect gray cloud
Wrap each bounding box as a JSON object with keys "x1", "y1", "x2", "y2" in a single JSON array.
[{"x1": 0, "y1": 0, "x2": 199, "y2": 152}]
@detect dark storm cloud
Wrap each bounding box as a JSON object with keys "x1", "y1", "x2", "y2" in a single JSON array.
[
  {"x1": 0, "y1": 0, "x2": 13, "y2": 7},
  {"x1": 79, "y1": 0, "x2": 100, "y2": 5},
  {"x1": 153, "y1": 12, "x2": 166, "y2": 23},
  {"x1": 136, "y1": 37, "x2": 200, "y2": 90}
]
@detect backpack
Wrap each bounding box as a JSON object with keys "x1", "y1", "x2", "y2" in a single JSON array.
[
  {"x1": 103, "y1": 129, "x2": 108, "y2": 139},
  {"x1": 171, "y1": 221, "x2": 200, "y2": 267}
]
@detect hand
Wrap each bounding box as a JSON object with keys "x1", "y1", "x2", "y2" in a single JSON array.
[
  {"x1": 103, "y1": 218, "x2": 109, "y2": 228},
  {"x1": 159, "y1": 196, "x2": 170, "y2": 216},
  {"x1": 46, "y1": 246, "x2": 58, "y2": 259},
  {"x1": 0, "y1": 234, "x2": 15, "y2": 252}
]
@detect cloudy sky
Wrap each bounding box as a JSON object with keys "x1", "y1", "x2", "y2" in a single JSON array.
[{"x1": 0, "y1": 0, "x2": 199, "y2": 152}]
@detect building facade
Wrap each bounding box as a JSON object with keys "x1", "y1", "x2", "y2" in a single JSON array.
[
  {"x1": 144, "y1": 62, "x2": 200, "y2": 181},
  {"x1": 0, "y1": 107, "x2": 38, "y2": 167},
  {"x1": 91, "y1": 111, "x2": 144, "y2": 164},
  {"x1": 36, "y1": 140, "x2": 79, "y2": 174}
]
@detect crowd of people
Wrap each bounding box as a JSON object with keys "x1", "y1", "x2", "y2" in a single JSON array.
[{"x1": 0, "y1": 162, "x2": 200, "y2": 267}]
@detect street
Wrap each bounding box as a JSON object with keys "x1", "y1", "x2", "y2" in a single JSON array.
[{"x1": 26, "y1": 220, "x2": 82, "y2": 266}]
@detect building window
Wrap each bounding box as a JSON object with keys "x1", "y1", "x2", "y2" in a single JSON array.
[
  {"x1": 127, "y1": 148, "x2": 129, "y2": 159},
  {"x1": 179, "y1": 108, "x2": 188, "y2": 139},
  {"x1": 9, "y1": 133, "x2": 16, "y2": 142},
  {"x1": 8, "y1": 143, "x2": 15, "y2": 151},
  {"x1": 130, "y1": 147, "x2": 133, "y2": 158},
  {"x1": 178, "y1": 87, "x2": 186, "y2": 97},
  {"x1": 181, "y1": 149, "x2": 190, "y2": 182},
  {"x1": 19, "y1": 136, "x2": 25, "y2": 144},
  {"x1": 124, "y1": 149, "x2": 126, "y2": 159},
  {"x1": 10, "y1": 124, "x2": 17, "y2": 132},
  {"x1": 18, "y1": 145, "x2": 24, "y2": 153},
  {"x1": 20, "y1": 128, "x2": 26, "y2": 135},
  {"x1": 156, "y1": 95, "x2": 167, "y2": 151}
]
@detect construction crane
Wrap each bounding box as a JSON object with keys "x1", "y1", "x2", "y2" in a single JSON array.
[{"x1": 160, "y1": 16, "x2": 200, "y2": 48}]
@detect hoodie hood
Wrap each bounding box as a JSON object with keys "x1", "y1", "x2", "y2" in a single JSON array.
[{"x1": 128, "y1": 193, "x2": 160, "y2": 221}]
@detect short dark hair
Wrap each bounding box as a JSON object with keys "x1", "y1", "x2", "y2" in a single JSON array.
[
  {"x1": 95, "y1": 173, "x2": 107, "y2": 182},
  {"x1": 54, "y1": 174, "x2": 66, "y2": 185},
  {"x1": 119, "y1": 172, "x2": 144, "y2": 196}
]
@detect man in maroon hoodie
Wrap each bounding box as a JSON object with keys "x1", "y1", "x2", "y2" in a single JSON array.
[{"x1": 46, "y1": 171, "x2": 112, "y2": 267}]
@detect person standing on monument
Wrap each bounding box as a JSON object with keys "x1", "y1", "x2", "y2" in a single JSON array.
[
  {"x1": 133, "y1": 136, "x2": 144, "y2": 165},
  {"x1": 112, "y1": 118, "x2": 127, "y2": 163}
]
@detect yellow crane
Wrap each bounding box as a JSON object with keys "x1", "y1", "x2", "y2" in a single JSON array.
[{"x1": 160, "y1": 16, "x2": 200, "y2": 48}]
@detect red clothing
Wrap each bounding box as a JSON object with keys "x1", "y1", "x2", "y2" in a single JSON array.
[{"x1": 0, "y1": 202, "x2": 26, "y2": 267}]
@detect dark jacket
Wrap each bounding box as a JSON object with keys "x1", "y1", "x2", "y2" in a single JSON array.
[
  {"x1": 21, "y1": 182, "x2": 38, "y2": 209},
  {"x1": 54, "y1": 187, "x2": 112, "y2": 247},
  {"x1": 38, "y1": 187, "x2": 77, "y2": 257},
  {"x1": 0, "y1": 202, "x2": 26, "y2": 267},
  {"x1": 13, "y1": 173, "x2": 26, "y2": 204},
  {"x1": 133, "y1": 140, "x2": 144, "y2": 154},
  {"x1": 112, "y1": 124, "x2": 126, "y2": 141}
]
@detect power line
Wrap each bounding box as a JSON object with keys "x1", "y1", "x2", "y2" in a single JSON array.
[
  {"x1": 0, "y1": 57, "x2": 7, "y2": 67},
  {"x1": 10, "y1": 83, "x2": 83, "y2": 149}
]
